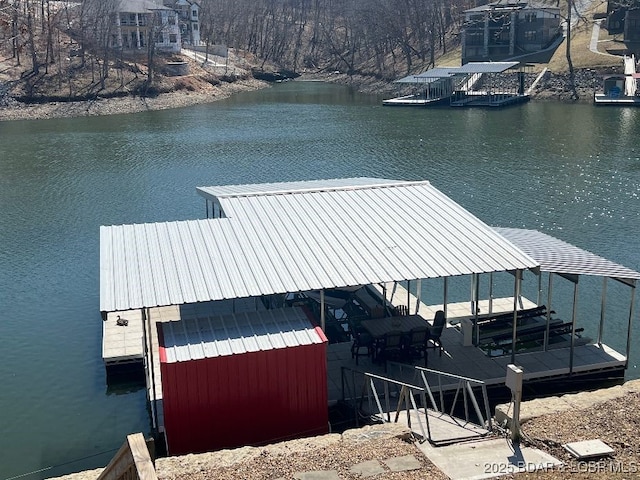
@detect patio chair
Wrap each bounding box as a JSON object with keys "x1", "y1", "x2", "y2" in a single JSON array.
[
  {"x1": 427, "y1": 310, "x2": 446, "y2": 356},
  {"x1": 376, "y1": 330, "x2": 406, "y2": 370},
  {"x1": 405, "y1": 326, "x2": 430, "y2": 366},
  {"x1": 350, "y1": 327, "x2": 375, "y2": 365}
]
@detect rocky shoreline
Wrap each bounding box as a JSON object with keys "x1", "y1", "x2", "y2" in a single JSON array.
[
  {"x1": 0, "y1": 66, "x2": 616, "y2": 123},
  {"x1": 0, "y1": 77, "x2": 268, "y2": 122}
]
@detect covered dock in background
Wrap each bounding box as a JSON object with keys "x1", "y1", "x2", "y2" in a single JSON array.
[{"x1": 383, "y1": 61, "x2": 531, "y2": 108}]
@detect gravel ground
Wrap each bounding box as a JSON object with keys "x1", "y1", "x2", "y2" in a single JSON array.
[
  {"x1": 156, "y1": 424, "x2": 448, "y2": 480},
  {"x1": 512, "y1": 391, "x2": 640, "y2": 479}
]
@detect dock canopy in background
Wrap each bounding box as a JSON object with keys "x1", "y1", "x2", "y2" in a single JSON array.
[
  {"x1": 100, "y1": 178, "x2": 539, "y2": 313},
  {"x1": 393, "y1": 62, "x2": 520, "y2": 84},
  {"x1": 495, "y1": 227, "x2": 640, "y2": 286}
]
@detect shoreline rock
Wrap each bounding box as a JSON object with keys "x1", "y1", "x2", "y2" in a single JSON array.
[{"x1": 0, "y1": 78, "x2": 268, "y2": 123}]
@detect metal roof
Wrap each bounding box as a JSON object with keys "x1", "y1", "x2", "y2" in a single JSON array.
[
  {"x1": 394, "y1": 62, "x2": 519, "y2": 83},
  {"x1": 456, "y1": 62, "x2": 520, "y2": 74},
  {"x1": 197, "y1": 177, "x2": 402, "y2": 201},
  {"x1": 395, "y1": 69, "x2": 456, "y2": 84},
  {"x1": 159, "y1": 307, "x2": 325, "y2": 363},
  {"x1": 100, "y1": 178, "x2": 539, "y2": 312},
  {"x1": 495, "y1": 227, "x2": 640, "y2": 283}
]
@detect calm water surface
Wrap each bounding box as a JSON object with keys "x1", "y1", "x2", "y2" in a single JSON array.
[{"x1": 1, "y1": 82, "x2": 639, "y2": 479}]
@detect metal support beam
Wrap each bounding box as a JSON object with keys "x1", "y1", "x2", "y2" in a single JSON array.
[
  {"x1": 569, "y1": 280, "x2": 579, "y2": 375},
  {"x1": 489, "y1": 273, "x2": 494, "y2": 314},
  {"x1": 443, "y1": 277, "x2": 449, "y2": 320},
  {"x1": 320, "y1": 289, "x2": 326, "y2": 332},
  {"x1": 415, "y1": 279, "x2": 422, "y2": 315},
  {"x1": 544, "y1": 273, "x2": 553, "y2": 352},
  {"x1": 626, "y1": 285, "x2": 636, "y2": 365},
  {"x1": 598, "y1": 277, "x2": 607, "y2": 347},
  {"x1": 510, "y1": 270, "x2": 522, "y2": 364}
]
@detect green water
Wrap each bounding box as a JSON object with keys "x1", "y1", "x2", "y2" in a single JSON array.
[{"x1": 1, "y1": 81, "x2": 639, "y2": 479}]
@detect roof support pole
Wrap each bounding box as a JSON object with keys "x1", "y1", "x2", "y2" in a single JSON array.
[
  {"x1": 471, "y1": 273, "x2": 479, "y2": 315},
  {"x1": 626, "y1": 284, "x2": 636, "y2": 365},
  {"x1": 489, "y1": 273, "x2": 494, "y2": 315},
  {"x1": 415, "y1": 279, "x2": 422, "y2": 315},
  {"x1": 407, "y1": 280, "x2": 411, "y2": 314},
  {"x1": 569, "y1": 280, "x2": 579, "y2": 375},
  {"x1": 443, "y1": 277, "x2": 449, "y2": 320},
  {"x1": 320, "y1": 289, "x2": 326, "y2": 332},
  {"x1": 537, "y1": 270, "x2": 542, "y2": 307},
  {"x1": 205, "y1": 199, "x2": 209, "y2": 218},
  {"x1": 544, "y1": 273, "x2": 554, "y2": 352},
  {"x1": 597, "y1": 277, "x2": 607, "y2": 347},
  {"x1": 511, "y1": 269, "x2": 522, "y2": 365}
]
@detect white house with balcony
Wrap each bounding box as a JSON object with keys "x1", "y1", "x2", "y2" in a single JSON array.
[
  {"x1": 164, "y1": 0, "x2": 201, "y2": 46},
  {"x1": 112, "y1": 0, "x2": 181, "y2": 53}
]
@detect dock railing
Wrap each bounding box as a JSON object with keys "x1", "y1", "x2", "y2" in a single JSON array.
[
  {"x1": 96, "y1": 433, "x2": 157, "y2": 480},
  {"x1": 387, "y1": 362, "x2": 493, "y2": 431},
  {"x1": 341, "y1": 366, "x2": 430, "y2": 441}
]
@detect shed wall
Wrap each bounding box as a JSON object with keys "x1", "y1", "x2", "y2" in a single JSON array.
[{"x1": 161, "y1": 336, "x2": 328, "y2": 455}]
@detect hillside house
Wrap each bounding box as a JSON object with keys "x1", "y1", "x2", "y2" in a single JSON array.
[
  {"x1": 112, "y1": 0, "x2": 181, "y2": 53},
  {"x1": 461, "y1": 1, "x2": 561, "y2": 64},
  {"x1": 164, "y1": 0, "x2": 201, "y2": 46},
  {"x1": 607, "y1": 0, "x2": 640, "y2": 43}
]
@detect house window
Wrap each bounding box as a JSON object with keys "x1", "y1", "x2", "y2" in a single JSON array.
[
  {"x1": 168, "y1": 14, "x2": 176, "y2": 25},
  {"x1": 156, "y1": 32, "x2": 164, "y2": 43},
  {"x1": 129, "y1": 14, "x2": 136, "y2": 25},
  {"x1": 192, "y1": 9, "x2": 198, "y2": 18},
  {"x1": 169, "y1": 34, "x2": 177, "y2": 43},
  {"x1": 524, "y1": 30, "x2": 537, "y2": 41},
  {"x1": 525, "y1": 12, "x2": 537, "y2": 22},
  {"x1": 193, "y1": 23, "x2": 198, "y2": 31}
]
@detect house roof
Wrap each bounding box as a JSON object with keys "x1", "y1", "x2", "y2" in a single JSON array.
[
  {"x1": 495, "y1": 227, "x2": 640, "y2": 284},
  {"x1": 464, "y1": 1, "x2": 559, "y2": 13},
  {"x1": 118, "y1": 0, "x2": 171, "y2": 13},
  {"x1": 100, "y1": 178, "x2": 539, "y2": 312}
]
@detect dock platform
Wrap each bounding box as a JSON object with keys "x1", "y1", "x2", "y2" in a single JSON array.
[
  {"x1": 102, "y1": 310, "x2": 144, "y2": 367},
  {"x1": 326, "y1": 283, "x2": 626, "y2": 404}
]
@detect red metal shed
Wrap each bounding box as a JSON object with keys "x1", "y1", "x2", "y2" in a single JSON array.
[{"x1": 158, "y1": 306, "x2": 328, "y2": 455}]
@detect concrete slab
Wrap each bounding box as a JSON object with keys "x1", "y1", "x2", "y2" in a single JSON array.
[
  {"x1": 564, "y1": 439, "x2": 614, "y2": 459},
  {"x1": 293, "y1": 471, "x2": 340, "y2": 480},
  {"x1": 382, "y1": 455, "x2": 422, "y2": 472},
  {"x1": 349, "y1": 459, "x2": 385, "y2": 477},
  {"x1": 416, "y1": 437, "x2": 562, "y2": 480}
]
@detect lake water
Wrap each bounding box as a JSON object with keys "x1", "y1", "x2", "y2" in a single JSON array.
[{"x1": 1, "y1": 81, "x2": 639, "y2": 479}]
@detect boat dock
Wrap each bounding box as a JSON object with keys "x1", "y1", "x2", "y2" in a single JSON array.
[{"x1": 99, "y1": 177, "x2": 640, "y2": 454}]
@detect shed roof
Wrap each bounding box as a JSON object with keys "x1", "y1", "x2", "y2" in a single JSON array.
[
  {"x1": 159, "y1": 307, "x2": 325, "y2": 363},
  {"x1": 100, "y1": 178, "x2": 539, "y2": 312},
  {"x1": 495, "y1": 227, "x2": 640, "y2": 284}
]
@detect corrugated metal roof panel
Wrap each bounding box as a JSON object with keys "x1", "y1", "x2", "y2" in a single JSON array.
[
  {"x1": 160, "y1": 307, "x2": 324, "y2": 363},
  {"x1": 197, "y1": 177, "x2": 404, "y2": 201},
  {"x1": 495, "y1": 227, "x2": 640, "y2": 281},
  {"x1": 457, "y1": 62, "x2": 520, "y2": 74},
  {"x1": 395, "y1": 69, "x2": 456, "y2": 83},
  {"x1": 100, "y1": 179, "x2": 540, "y2": 312}
]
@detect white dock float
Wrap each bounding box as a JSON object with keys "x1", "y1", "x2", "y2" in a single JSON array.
[{"x1": 102, "y1": 310, "x2": 144, "y2": 366}]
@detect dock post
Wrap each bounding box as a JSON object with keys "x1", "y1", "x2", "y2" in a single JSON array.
[
  {"x1": 506, "y1": 364, "x2": 523, "y2": 442},
  {"x1": 598, "y1": 278, "x2": 607, "y2": 347},
  {"x1": 626, "y1": 285, "x2": 636, "y2": 365}
]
